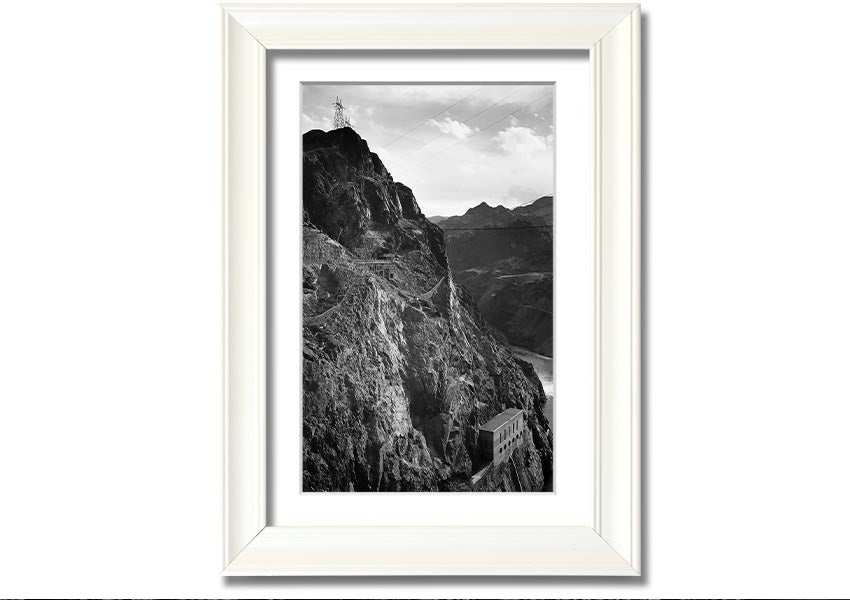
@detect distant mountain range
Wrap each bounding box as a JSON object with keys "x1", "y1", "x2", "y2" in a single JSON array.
[
  {"x1": 429, "y1": 196, "x2": 553, "y2": 356},
  {"x1": 431, "y1": 195, "x2": 553, "y2": 234}
]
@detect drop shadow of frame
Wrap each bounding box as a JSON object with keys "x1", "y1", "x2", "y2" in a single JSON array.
[{"x1": 250, "y1": 19, "x2": 649, "y2": 584}]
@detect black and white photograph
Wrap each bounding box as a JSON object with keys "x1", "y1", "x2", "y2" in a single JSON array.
[{"x1": 301, "y1": 84, "x2": 555, "y2": 492}]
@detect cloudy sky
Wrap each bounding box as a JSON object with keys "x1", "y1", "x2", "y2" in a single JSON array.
[{"x1": 301, "y1": 84, "x2": 554, "y2": 218}]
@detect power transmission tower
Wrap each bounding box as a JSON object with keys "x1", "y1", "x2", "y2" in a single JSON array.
[{"x1": 332, "y1": 96, "x2": 351, "y2": 129}]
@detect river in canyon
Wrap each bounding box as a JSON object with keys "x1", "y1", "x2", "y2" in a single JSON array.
[{"x1": 510, "y1": 345, "x2": 553, "y2": 427}]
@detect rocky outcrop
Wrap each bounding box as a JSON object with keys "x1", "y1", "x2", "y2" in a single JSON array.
[
  {"x1": 303, "y1": 127, "x2": 405, "y2": 244},
  {"x1": 302, "y1": 127, "x2": 552, "y2": 491},
  {"x1": 394, "y1": 182, "x2": 421, "y2": 219}
]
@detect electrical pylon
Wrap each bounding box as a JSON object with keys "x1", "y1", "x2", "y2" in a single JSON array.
[{"x1": 332, "y1": 96, "x2": 351, "y2": 129}]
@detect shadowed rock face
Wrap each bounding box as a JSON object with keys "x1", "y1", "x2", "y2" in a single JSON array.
[
  {"x1": 433, "y1": 197, "x2": 554, "y2": 357},
  {"x1": 301, "y1": 127, "x2": 552, "y2": 492},
  {"x1": 394, "y1": 182, "x2": 421, "y2": 219},
  {"x1": 457, "y1": 270, "x2": 553, "y2": 356},
  {"x1": 303, "y1": 127, "x2": 402, "y2": 244}
]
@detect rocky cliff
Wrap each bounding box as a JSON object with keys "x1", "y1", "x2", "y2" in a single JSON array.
[
  {"x1": 302, "y1": 127, "x2": 553, "y2": 491},
  {"x1": 433, "y1": 197, "x2": 554, "y2": 356}
]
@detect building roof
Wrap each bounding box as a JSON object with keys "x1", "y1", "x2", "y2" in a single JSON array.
[{"x1": 479, "y1": 408, "x2": 523, "y2": 432}]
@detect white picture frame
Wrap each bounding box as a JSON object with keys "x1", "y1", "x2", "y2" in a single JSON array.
[{"x1": 223, "y1": 2, "x2": 640, "y2": 576}]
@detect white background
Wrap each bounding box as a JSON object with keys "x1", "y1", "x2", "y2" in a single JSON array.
[
  {"x1": 1, "y1": 0, "x2": 849, "y2": 598},
  {"x1": 270, "y1": 52, "x2": 591, "y2": 526}
]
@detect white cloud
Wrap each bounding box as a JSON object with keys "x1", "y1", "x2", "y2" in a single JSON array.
[
  {"x1": 428, "y1": 117, "x2": 476, "y2": 140},
  {"x1": 398, "y1": 125, "x2": 553, "y2": 216},
  {"x1": 492, "y1": 124, "x2": 550, "y2": 156}
]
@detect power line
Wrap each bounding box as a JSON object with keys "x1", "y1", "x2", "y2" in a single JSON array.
[
  {"x1": 381, "y1": 87, "x2": 482, "y2": 149},
  {"x1": 400, "y1": 91, "x2": 554, "y2": 172},
  {"x1": 394, "y1": 87, "x2": 523, "y2": 161},
  {"x1": 393, "y1": 87, "x2": 525, "y2": 163},
  {"x1": 439, "y1": 225, "x2": 553, "y2": 231}
]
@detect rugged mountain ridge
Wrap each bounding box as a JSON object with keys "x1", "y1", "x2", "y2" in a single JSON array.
[
  {"x1": 302, "y1": 127, "x2": 553, "y2": 491},
  {"x1": 432, "y1": 197, "x2": 554, "y2": 356},
  {"x1": 436, "y1": 195, "x2": 552, "y2": 234}
]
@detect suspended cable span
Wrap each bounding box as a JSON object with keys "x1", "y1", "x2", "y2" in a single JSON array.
[
  {"x1": 400, "y1": 91, "x2": 554, "y2": 173},
  {"x1": 392, "y1": 87, "x2": 526, "y2": 163},
  {"x1": 438, "y1": 225, "x2": 553, "y2": 231},
  {"x1": 381, "y1": 86, "x2": 482, "y2": 149}
]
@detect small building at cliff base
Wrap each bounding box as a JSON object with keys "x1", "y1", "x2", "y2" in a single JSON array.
[{"x1": 478, "y1": 408, "x2": 524, "y2": 466}]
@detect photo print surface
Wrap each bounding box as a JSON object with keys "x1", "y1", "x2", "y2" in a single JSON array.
[{"x1": 301, "y1": 84, "x2": 554, "y2": 492}]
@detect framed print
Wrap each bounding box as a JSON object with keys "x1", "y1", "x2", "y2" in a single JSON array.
[{"x1": 223, "y1": 3, "x2": 640, "y2": 576}]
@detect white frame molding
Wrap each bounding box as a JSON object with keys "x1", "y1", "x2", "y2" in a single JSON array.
[{"x1": 223, "y1": 3, "x2": 640, "y2": 576}]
